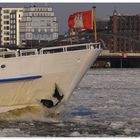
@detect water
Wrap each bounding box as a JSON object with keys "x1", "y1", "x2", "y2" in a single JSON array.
[{"x1": 0, "y1": 68, "x2": 140, "y2": 137}]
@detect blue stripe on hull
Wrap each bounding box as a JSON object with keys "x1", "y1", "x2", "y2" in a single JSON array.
[{"x1": 0, "y1": 75, "x2": 42, "y2": 83}]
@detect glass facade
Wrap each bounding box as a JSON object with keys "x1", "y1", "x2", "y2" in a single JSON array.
[{"x1": 20, "y1": 6, "x2": 59, "y2": 46}]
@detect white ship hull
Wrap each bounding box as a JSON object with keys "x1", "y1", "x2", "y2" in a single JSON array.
[{"x1": 0, "y1": 43, "x2": 101, "y2": 115}]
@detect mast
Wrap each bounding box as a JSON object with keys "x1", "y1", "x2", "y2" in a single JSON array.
[{"x1": 92, "y1": 6, "x2": 97, "y2": 42}]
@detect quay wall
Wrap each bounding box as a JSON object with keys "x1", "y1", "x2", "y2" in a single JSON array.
[{"x1": 92, "y1": 50, "x2": 140, "y2": 68}]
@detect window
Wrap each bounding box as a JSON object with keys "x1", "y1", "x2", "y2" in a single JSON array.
[
  {"x1": 54, "y1": 28, "x2": 58, "y2": 32},
  {"x1": 4, "y1": 31, "x2": 9, "y2": 35},
  {"x1": 11, "y1": 10, "x2": 16, "y2": 13},
  {"x1": 50, "y1": 13, "x2": 54, "y2": 16},
  {"x1": 53, "y1": 22, "x2": 57, "y2": 26},
  {"x1": 4, "y1": 42, "x2": 9, "y2": 45},
  {"x1": 11, "y1": 20, "x2": 15, "y2": 24},
  {"x1": 53, "y1": 33, "x2": 58, "y2": 39},
  {"x1": 26, "y1": 22, "x2": 31, "y2": 26},
  {"x1": 4, "y1": 15, "x2": 9, "y2": 19},
  {"x1": 4, "y1": 26, "x2": 10, "y2": 30},
  {"x1": 43, "y1": 34, "x2": 46, "y2": 39},
  {"x1": 48, "y1": 8, "x2": 52, "y2": 11},
  {"x1": 4, "y1": 37, "x2": 9, "y2": 41},
  {"x1": 53, "y1": 17, "x2": 57, "y2": 21},
  {"x1": 10, "y1": 30, "x2": 15, "y2": 34},
  {"x1": 27, "y1": 28, "x2": 32, "y2": 32},
  {"x1": 51, "y1": 29, "x2": 53, "y2": 32},
  {"x1": 47, "y1": 23, "x2": 51, "y2": 26},
  {"x1": 4, "y1": 21, "x2": 9, "y2": 24},
  {"x1": 3, "y1": 10, "x2": 9, "y2": 13},
  {"x1": 11, "y1": 14, "x2": 15, "y2": 19},
  {"x1": 34, "y1": 34, "x2": 38, "y2": 39},
  {"x1": 11, "y1": 30, "x2": 13, "y2": 34},
  {"x1": 40, "y1": 20, "x2": 45, "y2": 22},
  {"x1": 27, "y1": 17, "x2": 31, "y2": 21},
  {"x1": 26, "y1": 33, "x2": 32, "y2": 39},
  {"x1": 45, "y1": 34, "x2": 48, "y2": 38},
  {"x1": 11, "y1": 25, "x2": 15, "y2": 29},
  {"x1": 41, "y1": 34, "x2": 44, "y2": 39},
  {"x1": 40, "y1": 29, "x2": 45, "y2": 32},
  {"x1": 34, "y1": 29, "x2": 38, "y2": 32},
  {"x1": 29, "y1": 12, "x2": 32, "y2": 16},
  {"x1": 47, "y1": 28, "x2": 51, "y2": 32}
]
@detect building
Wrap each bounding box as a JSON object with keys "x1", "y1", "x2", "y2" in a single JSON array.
[
  {"x1": 20, "y1": 6, "x2": 58, "y2": 47},
  {"x1": 0, "y1": 8, "x2": 23, "y2": 46},
  {"x1": 10, "y1": 9, "x2": 23, "y2": 46},
  {"x1": 108, "y1": 9, "x2": 140, "y2": 53},
  {"x1": 97, "y1": 18, "x2": 109, "y2": 32}
]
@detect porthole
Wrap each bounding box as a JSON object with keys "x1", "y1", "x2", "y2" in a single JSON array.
[{"x1": 1, "y1": 64, "x2": 6, "y2": 69}]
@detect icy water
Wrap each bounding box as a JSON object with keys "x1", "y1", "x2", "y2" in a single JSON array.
[{"x1": 0, "y1": 68, "x2": 140, "y2": 137}]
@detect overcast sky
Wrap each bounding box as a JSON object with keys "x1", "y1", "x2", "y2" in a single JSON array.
[{"x1": 1, "y1": 3, "x2": 140, "y2": 34}]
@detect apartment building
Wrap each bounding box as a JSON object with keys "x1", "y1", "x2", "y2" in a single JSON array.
[
  {"x1": 10, "y1": 9, "x2": 23, "y2": 46},
  {"x1": 0, "y1": 8, "x2": 23, "y2": 46},
  {"x1": 20, "y1": 6, "x2": 58, "y2": 47}
]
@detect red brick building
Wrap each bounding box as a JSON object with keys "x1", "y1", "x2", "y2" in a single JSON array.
[{"x1": 108, "y1": 9, "x2": 140, "y2": 53}]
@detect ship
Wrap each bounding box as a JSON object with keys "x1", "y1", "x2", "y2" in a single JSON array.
[
  {"x1": 0, "y1": 6, "x2": 102, "y2": 116},
  {"x1": 0, "y1": 42, "x2": 101, "y2": 115}
]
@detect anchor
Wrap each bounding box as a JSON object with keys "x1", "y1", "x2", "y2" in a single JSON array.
[
  {"x1": 40, "y1": 84, "x2": 64, "y2": 108},
  {"x1": 53, "y1": 84, "x2": 64, "y2": 102}
]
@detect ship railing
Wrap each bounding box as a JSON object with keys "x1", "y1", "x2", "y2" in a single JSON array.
[
  {"x1": 40, "y1": 42, "x2": 101, "y2": 55},
  {"x1": 19, "y1": 49, "x2": 38, "y2": 56},
  {"x1": 0, "y1": 51, "x2": 18, "y2": 58},
  {"x1": 0, "y1": 42, "x2": 101, "y2": 58},
  {"x1": 0, "y1": 48, "x2": 10, "y2": 52}
]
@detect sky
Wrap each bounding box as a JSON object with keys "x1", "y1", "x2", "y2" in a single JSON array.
[{"x1": 1, "y1": 3, "x2": 140, "y2": 34}]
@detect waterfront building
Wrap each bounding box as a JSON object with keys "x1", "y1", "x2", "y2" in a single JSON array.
[
  {"x1": 10, "y1": 9, "x2": 23, "y2": 46},
  {"x1": 108, "y1": 9, "x2": 140, "y2": 52},
  {"x1": 20, "y1": 6, "x2": 58, "y2": 47},
  {"x1": 0, "y1": 8, "x2": 23, "y2": 46}
]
